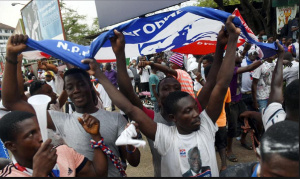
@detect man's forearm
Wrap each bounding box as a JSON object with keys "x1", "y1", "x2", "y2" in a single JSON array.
[
  {"x1": 91, "y1": 134, "x2": 108, "y2": 177},
  {"x1": 2, "y1": 55, "x2": 20, "y2": 108},
  {"x1": 197, "y1": 40, "x2": 225, "y2": 108},
  {"x1": 116, "y1": 52, "x2": 143, "y2": 109},
  {"x1": 150, "y1": 62, "x2": 177, "y2": 77},
  {"x1": 268, "y1": 52, "x2": 284, "y2": 105},
  {"x1": 216, "y1": 36, "x2": 238, "y2": 87}
]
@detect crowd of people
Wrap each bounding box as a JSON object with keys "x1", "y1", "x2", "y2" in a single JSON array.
[{"x1": 0, "y1": 14, "x2": 299, "y2": 177}]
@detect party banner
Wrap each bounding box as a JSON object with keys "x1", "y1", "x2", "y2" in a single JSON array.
[{"x1": 24, "y1": 6, "x2": 278, "y2": 70}]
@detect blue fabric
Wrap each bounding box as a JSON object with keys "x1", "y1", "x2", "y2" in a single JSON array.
[
  {"x1": 25, "y1": 6, "x2": 278, "y2": 70},
  {"x1": 251, "y1": 163, "x2": 260, "y2": 177},
  {"x1": 0, "y1": 139, "x2": 9, "y2": 159}
]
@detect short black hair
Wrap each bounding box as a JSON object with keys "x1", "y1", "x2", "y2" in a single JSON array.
[
  {"x1": 283, "y1": 52, "x2": 293, "y2": 61},
  {"x1": 63, "y1": 68, "x2": 90, "y2": 83},
  {"x1": 0, "y1": 111, "x2": 35, "y2": 142},
  {"x1": 284, "y1": 79, "x2": 299, "y2": 121},
  {"x1": 163, "y1": 91, "x2": 190, "y2": 115},
  {"x1": 30, "y1": 80, "x2": 47, "y2": 95},
  {"x1": 204, "y1": 65, "x2": 212, "y2": 78},
  {"x1": 259, "y1": 121, "x2": 299, "y2": 162},
  {"x1": 202, "y1": 55, "x2": 214, "y2": 63}
]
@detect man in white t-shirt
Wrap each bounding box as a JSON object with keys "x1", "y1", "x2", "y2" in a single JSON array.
[
  {"x1": 282, "y1": 52, "x2": 299, "y2": 86},
  {"x1": 252, "y1": 57, "x2": 276, "y2": 112},
  {"x1": 99, "y1": 16, "x2": 241, "y2": 177},
  {"x1": 137, "y1": 56, "x2": 151, "y2": 92}
]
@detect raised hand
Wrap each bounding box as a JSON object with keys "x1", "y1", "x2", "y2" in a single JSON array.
[
  {"x1": 32, "y1": 139, "x2": 57, "y2": 177},
  {"x1": 243, "y1": 42, "x2": 252, "y2": 52},
  {"x1": 109, "y1": 29, "x2": 125, "y2": 56},
  {"x1": 81, "y1": 59, "x2": 101, "y2": 76},
  {"x1": 138, "y1": 61, "x2": 150, "y2": 68},
  {"x1": 275, "y1": 40, "x2": 285, "y2": 56},
  {"x1": 78, "y1": 113, "x2": 100, "y2": 136},
  {"x1": 225, "y1": 15, "x2": 241, "y2": 37},
  {"x1": 38, "y1": 61, "x2": 47, "y2": 70},
  {"x1": 6, "y1": 34, "x2": 28, "y2": 60},
  {"x1": 217, "y1": 25, "x2": 229, "y2": 46}
]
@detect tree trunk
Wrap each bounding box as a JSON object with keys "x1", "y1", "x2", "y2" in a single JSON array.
[
  {"x1": 214, "y1": 0, "x2": 224, "y2": 10},
  {"x1": 240, "y1": 0, "x2": 267, "y2": 35}
]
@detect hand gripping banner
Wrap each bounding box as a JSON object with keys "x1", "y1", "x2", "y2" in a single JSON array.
[{"x1": 24, "y1": 6, "x2": 278, "y2": 70}]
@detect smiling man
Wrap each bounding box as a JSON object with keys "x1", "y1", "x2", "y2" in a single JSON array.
[{"x1": 2, "y1": 34, "x2": 140, "y2": 177}]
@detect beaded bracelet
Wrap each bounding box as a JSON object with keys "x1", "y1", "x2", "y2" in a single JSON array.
[
  {"x1": 126, "y1": 146, "x2": 136, "y2": 154},
  {"x1": 90, "y1": 138, "x2": 104, "y2": 148}
]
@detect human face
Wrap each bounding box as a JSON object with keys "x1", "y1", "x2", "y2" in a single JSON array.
[
  {"x1": 202, "y1": 60, "x2": 210, "y2": 68},
  {"x1": 248, "y1": 52, "x2": 258, "y2": 61},
  {"x1": 282, "y1": 38, "x2": 286, "y2": 45},
  {"x1": 45, "y1": 75, "x2": 53, "y2": 82},
  {"x1": 287, "y1": 38, "x2": 293, "y2": 46},
  {"x1": 39, "y1": 84, "x2": 57, "y2": 104},
  {"x1": 169, "y1": 62, "x2": 180, "y2": 70},
  {"x1": 11, "y1": 117, "x2": 42, "y2": 162},
  {"x1": 173, "y1": 95, "x2": 200, "y2": 134},
  {"x1": 64, "y1": 74, "x2": 93, "y2": 109},
  {"x1": 139, "y1": 56, "x2": 146, "y2": 61},
  {"x1": 260, "y1": 154, "x2": 299, "y2": 177},
  {"x1": 188, "y1": 150, "x2": 202, "y2": 173},
  {"x1": 158, "y1": 78, "x2": 181, "y2": 108},
  {"x1": 267, "y1": 37, "x2": 273, "y2": 43}
]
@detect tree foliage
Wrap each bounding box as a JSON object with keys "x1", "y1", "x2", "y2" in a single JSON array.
[
  {"x1": 196, "y1": 0, "x2": 240, "y2": 9},
  {"x1": 196, "y1": 0, "x2": 277, "y2": 37},
  {"x1": 60, "y1": 0, "x2": 100, "y2": 45}
]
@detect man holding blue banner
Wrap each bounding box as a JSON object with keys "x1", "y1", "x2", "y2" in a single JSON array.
[{"x1": 79, "y1": 15, "x2": 243, "y2": 177}]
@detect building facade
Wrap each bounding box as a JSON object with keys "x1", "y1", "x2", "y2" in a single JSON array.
[{"x1": 0, "y1": 23, "x2": 15, "y2": 73}]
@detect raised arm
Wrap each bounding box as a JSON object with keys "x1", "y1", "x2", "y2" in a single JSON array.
[
  {"x1": 197, "y1": 26, "x2": 227, "y2": 109},
  {"x1": 82, "y1": 59, "x2": 157, "y2": 141},
  {"x1": 236, "y1": 60, "x2": 263, "y2": 74},
  {"x1": 2, "y1": 34, "x2": 55, "y2": 130},
  {"x1": 206, "y1": 15, "x2": 241, "y2": 123},
  {"x1": 251, "y1": 78, "x2": 259, "y2": 111},
  {"x1": 268, "y1": 40, "x2": 285, "y2": 105},
  {"x1": 110, "y1": 30, "x2": 143, "y2": 109},
  {"x1": 139, "y1": 61, "x2": 177, "y2": 77}
]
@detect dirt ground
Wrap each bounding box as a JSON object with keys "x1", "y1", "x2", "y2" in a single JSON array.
[{"x1": 126, "y1": 133, "x2": 258, "y2": 177}]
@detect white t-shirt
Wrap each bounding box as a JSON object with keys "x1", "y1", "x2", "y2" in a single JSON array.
[
  {"x1": 252, "y1": 62, "x2": 275, "y2": 100},
  {"x1": 138, "y1": 65, "x2": 151, "y2": 83},
  {"x1": 241, "y1": 58, "x2": 254, "y2": 93},
  {"x1": 49, "y1": 100, "x2": 63, "y2": 112},
  {"x1": 46, "y1": 72, "x2": 64, "y2": 96},
  {"x1": 283, "y1": 61, "x2": 299, "y2": 86},
  {"x1": 96, "y1": 83, "x2": 112, "y2": 109},
  {"x1": 154, "y1": 110, "x2": 219, "y2": 177},
  {"x1": 262, "y1": 102, "x2": 286, "y2": 131},
  {"x1": 127, "y1": 68, "x2": 135, "y2": 88}
]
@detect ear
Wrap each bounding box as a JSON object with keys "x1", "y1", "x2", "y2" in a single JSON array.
[
  {"x1": 4, "y1": 141, "x2": 16, "y2": 152},
  {"x1": 168, "y1": 114, "x2": 176, "y2": 123}
]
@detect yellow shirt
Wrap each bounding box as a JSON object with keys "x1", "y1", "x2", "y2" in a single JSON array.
[{"x1": 197, "y1": 88, "x2": 231, "y2": 127}]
